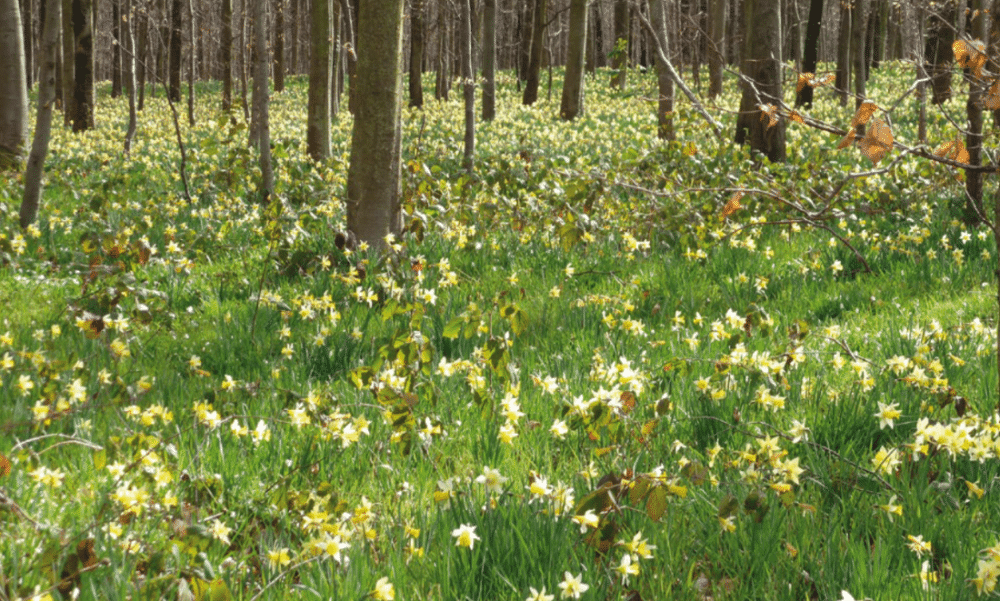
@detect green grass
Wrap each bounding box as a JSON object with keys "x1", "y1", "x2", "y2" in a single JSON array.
[{"x1": 1, "y1": 64, "x2": 999, "y2": 601}]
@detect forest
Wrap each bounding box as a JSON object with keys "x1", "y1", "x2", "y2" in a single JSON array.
[{"x1": 2, "y1": 0, "x2": 1000, "y2": 600}]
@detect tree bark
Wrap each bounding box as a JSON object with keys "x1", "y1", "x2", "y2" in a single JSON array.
[
  {"x1": 965, "y1": 0, "x2": 986, "y2": 223},
  {"x1": 331, "y1": 0, "x2": 340, "y2": 117},
  {"x1": 734, "y1": 0, "x2": 785, "y2": 162},
  {"x1": 21, "y1": 0, "x2": 33, "y2": 90},
  {"x1": 222, "y1": 0, "x2": 232, "y2": 110},
  {"x1": 435, "y1": 0, "x2": 449, "y2": 100},
  {"x1": 307, "y1": 0, "x2": 331, "y2": 160},
  {"x1": 852, "y1": 0, "x2": 869, "y2": 134},
  {"x1": 460, "y1": 0, "x2": 474, "y2": 172},
  {"x1": 123, "y1": 0, "x2": 136, "y2": 153},
  {"x1": 21, "y1": 0, "x2": 60, "y2": 227},
  {"x1": 560, "y1": 0, "x2": 587, "y2": 120},
  {"x1": 136, "y1": 0, "x2": 146, "y2": 110},
  {"x1": 925, "y1": 0, "x2": 956, "y2": 105},
  {"x1": 112, "y1": 0, "x2": 122, "y2": 98},
  {"x1": 611, "y1": 0, "x2": 627, "y2": 89},
  {"x1": 346, "y1": 0, "x2": 404, "y2": 250},
  {"x1": 482, "y1": 0, "x2": 496, "y2": 120},
  {"x1": 339, "y1": 0, "x2": 357, "y2": 113},
  {"x1": 187, "y1": 0, "x2": 195, "y2": 125},
  {"x1": 169, "y1": 0, "x2": 181, "y2": 101},
  {"x1": 291, "y1": 0, "x2": 298, "y2": 74},
  {"x1": 72, "y1": 0, "x2": 94, "y2": 132},
  {"x1": 796, "y1": 0, "x2": 822, "y2": 107},
  {"x1": 409, "y1": 0, "x2": 424, "y2": 108},
  {"x1": 522, "y1": 0, "x2": 546, "y2": 105},
  {"x1": 649, "y1": 0, "x2": 674, "y2": 140},
  {"x1": 274, "y1": 0, "x2": 284, "y2": 92},
  {"x1": 835, "y1": 0, "x2": 850, "y2": 106},
  {"x1": 252, "y1": 0, "x2": 272, "y2": 200},
  {"x1": 707, "y1": 0, "x2": 725, "y2": 99},
  {"x1": 1, "y1": 0, "x2": 28, "y2": 169},
  {"x1": 62, "y1": 0, "x2": 75, "y2": 122}
]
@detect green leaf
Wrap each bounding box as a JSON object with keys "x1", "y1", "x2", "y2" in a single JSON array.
[
  {"x1": 442, "y1": 316, "x2": 464, "y2": 339},
  {"x1": 93, "y1": 449, "x2": 107, "y2": 471},
  {"x1": 646, "y1": 486, "x2": 668, "y2": 522},
  {"x1": 717, "y1": 494, "x2": 739, "y2": 518},
  {"x1": 628, "y1": 478, "x2": 651, "y2": 504}
]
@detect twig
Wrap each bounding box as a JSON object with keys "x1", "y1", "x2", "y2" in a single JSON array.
[{"x1": 12, "y1": 433, "x2": 104, "y2": 453}]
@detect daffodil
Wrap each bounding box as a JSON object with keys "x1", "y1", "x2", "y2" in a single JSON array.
[
  {"x1": 451, "y1": 524, "x2": 480, "y2": 549},
  {"x1": 557, "y1": 571, "x2": 589, "y2": 599}
]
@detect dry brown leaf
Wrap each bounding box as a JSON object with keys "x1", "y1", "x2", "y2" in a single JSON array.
[
  {"x1": 858, "y1": 118, "x2": 894, "y2": 165},
  {"x1": 850, "y1": 100, "x2": 879, "y2": 128},
  {"x1": 982, "y1": 81, "x2": 1000, "y2": 109},
  {"x1": 759, "y1": 104, "x2": 779, "y2": 129},
  {"x1": 836, "y1": 129, "x2": 856, "y2": 150},
  {"x1": 815, "y1": 73, "x2": 836, "y2": 87},
  {"x1": 721, "y1": 190, "x2": 745, "y2": 219},
  {"x1": 789, "y1": 111, "x2": 805, "y2": 125},
  {"x1": 935, "y1": 139, "x2": 970, "y2": 164},
  {"x1": 0, "y1": 453, "x2": 10, "y2": 478},
  {"x1": 797, "y1": 72, "x2": 813, "y2": 93}
]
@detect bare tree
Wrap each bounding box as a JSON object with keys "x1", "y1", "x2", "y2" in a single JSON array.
[
  {"x1": 307, "y1": 0, "x2": 331, "y2": 160},
  {"x1": 482, "y1": 0, "x2": 496, "y2": 120},
  {"x1": 734, "y1": 0, "x2": 785, "y2": 162},
  {"x1": 72, "y1": 0, "x2": 95, "y2": 131},
  {"x1": 522, "y1": 0, "x2": 547, "y2": 105},
  {"x1": 409, "y1": 0, "x2": 424, "y2": 108},
  {"x1": 707, "y1": 0, "x2": 726, "y2": 99},
  {"x1": 21, "y1": 0, "x2": 60, "y2": 227},
  {"x1": 648, "y1": 0, "x2": 674, "y2": 140},
  {"x1": 1, "y1": 0, "x2": 28, "y2": 169},
  {"x1": 560, "y1": 0, "x2": 587, "y2": 120},
  {"x1": 222, "y1": 0, "x2": 232, "y2": 110},
  {"x1": 251, "y1": 0, "x2": 273, "y2": 200},
  {"x1": 460, "y1": 0, "x2": 474, "y2": 171},
  {"x1": 346, "y1": 0, "x2": 405, "y2": 250}
]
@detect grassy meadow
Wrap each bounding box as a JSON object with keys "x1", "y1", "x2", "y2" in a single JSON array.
[{"x1": 1, "y1": 63, "x2": 1000, "y2": 601}]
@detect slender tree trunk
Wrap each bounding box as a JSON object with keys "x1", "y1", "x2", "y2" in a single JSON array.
[
  {"x1": 291, "y1": 0, "x2": 298, "y2": 74},
  {"x1": 239, "y1": 0, "x2": 250, "y2": 121},
  {"x1": 252, "y1": 0, "x2": 273, "y2": 200},
  {"x1": 560, "y1": 0, "x2": 587, "y2": 120},
  {"x1": 307, "y1": 0, "x2": 331, "y2": 160},
  {"x1": 593, "y1": 1, "x2": 604, "y2": 68},
  {"x1": 346, "y1": 0, "x2": 405, "y2": 250},
  {"x1": 518, "y1": 0, "x2": 531, "y2": 82},
  {"x1": 331, "y1": 0, "x2": 340, "y2": 117},
  {"x1": 1, "y1": 0, "x2": 29, "y2": 169},
  {"x1": 460, "y1": 0, "x2": 474, "y2": 172},
  {"x1": 734, "y1": 0, "x2": 785, "y2": 162},
  {"x1": 835, "y1": 0, "x2": 850, "y2": 106},
  {"x1": 21, "y1": 0, "x2": 33, "y2": 90},
  {"x1": 187, "y1": 0, "x2": 195, "y2": 125},
  {"x1": 708, "y1": 0, "x2": 725, "y2": 99},
  {"x1": 965, "y1": 0, "x2": 986, "y2": 223},
  {"x1": 482, "y1": 0, "x2": 496, "y2": 120},
  {"x1": 169, "y1": 0, "x2": 181, "y2": 101},
  {"x1": 339, "y1": 0, "x2": 357, "y2": 113},
  {"x1": 796, "y1": 0, "x2": 823, "y2": 107},
  {"x1": 274, "y1": 0, "x2": 284, "y2": 92},
  {"x1": 123, "y1": 0, "x2": 136, "y2": 153},
  {"x1": 917, "y1": 3, "x2": 927, "y2": 143},
  {"x1": 61, "y1": 0, "x2": 75, "y2": 123},
  {"x1": 925, "y1": 0, "x2": 956, "y2": 105},
  {"x1": 136, "y1": 2, "x2": 146, "y2": 110},
  {"x1": 852, "y1": 0, "x2": 869, "y2": 135},
  {"x1": 435, "y1": 1, "x2": 449, "y2": 100},
  {"x1": 112, "y1": 0, "x2": 122, "y2": 97},
  {"x1": 72, "y1": 0, "x2": 94, "y2": 132},
  {"x1": 611, "y1": 0, "x2": 627, "y2": 89},
  {"x1": 522, "y1": 0, "x2": 546, "y2": 105},
  {"x1": 871, "y1": 0, "x2": 887, "y2": 67},
  {"x1": 222, "y1": 0, "x2": 232, "y2": 110},
  {"x1": 409, "y1": 0, "x2": 424, "y2": 107},
  {"x1": 649, "y1": 0, "x2": 674, "y2": 140},
  {"x1": 21, "y1": 0, "x2": 60, "y2": 227}
]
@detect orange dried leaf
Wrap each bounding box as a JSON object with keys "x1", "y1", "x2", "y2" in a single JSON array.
[
  {"x1": 815, "y1": 73, "x2": 836, "y2": 87},
  {"x1": 982, "y1": 81, "x2": 1000, "y2": 109},
  {"x1": 858, "y1": 118, "x2": 894, "y2": 165},
  {"x1": 953, "y1": 39, "x2": 972, "y2": 65},
  {"x1": 0, "y1": 453, "x2": 10, "y2": 478},
  {"x1": 797, "y1": 72, "x2": 813, "y2": 93},
  {"x1": 850, "y1": 100, "x2": 879, "y2": 127},
  {"x1": 789, "y1": 111, "x2": 805, "y2": 125},
  {"x1": 721, "y1": 190, "x2": 745, "y2": 219},
  {"x1": 758, "y1": 104, "x2": 779, "y2": 129},
  {"x1": 836, "y1": 129, "x2": 856, "y2": 150}
]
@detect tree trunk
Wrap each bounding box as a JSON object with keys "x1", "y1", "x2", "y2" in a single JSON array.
[
  {"x1": 21, "y1": 0, "x2": 60, "y2": 227},
  {"x1": 72, "y1": 0, "x2": 94, "y2": 131},
  {"x1": 187, "y1": 0, "x2": 195, "y2": 125},
  {"x1": 123, "y1": 0, "x2": 136, "y2": 153},
  {"x1": 611, "y1": 0, "x2": 627, "y2": 89},
  {"x1": 346, "y1": 0, "x2": 405, "y2": 250},
  {"x1": 871, "y1": 0, "x2": 887, "y2": 68},
  {"x1": 649, "y1": 0, "x2": 674, "y2": 140},
  {"x1": 965, "y1": 0, "x2": 987, "y2": 223},
  {"x1": 852, "y1": 0, "x2": 869, "y2": 134},
  {"x1": 435, "y1": 0, "x2": 449, "y2": 100},
  {"x1": 707, "y1": 0, "x2": 725, "y2": 99},
  {"x1": 560, "y1": 0, "x2": 587, "y2": 120},
  {"x1": 734, "y1": 0, "x2": 785, "y2": 162},
  {"x1": 136, "y1": 1, "x2": 146, "y2": 110},
  {"x1": 522, "y1": 0, "x2": 546, "y2": 105},
  {"x1": 518, "y1": 0, "x2": 531, "y2": 82},
  {"x1": 925, "y1": 0, "x2": 956, "y2": 105},
  {"x1": 21, "y1": 0, "x2": 33, "y2": 91},
  {"x1": 593, "y1": 1, "x2": 604, "y2": 68},
  {"x1": 62, "y1": 0, "x2": 75, "y2": 122},
  {"x1": 409, "y1": 0, "x2": 424, "y2": 107},
  {"x1": 917, "y1": 3, "x2": 927, "y2": 143},
  {"x1": 252, "y1": 0, "x2": 273, "y2": 200},
  {"x1": 796, "y1": 0, "x2": 822, "y2": 107},
  {"x1": 482, "y1": 0, "x2": 496, "y2": 120},
  {"x1": 1, "y1": 0, "x2": 28, "y2": 169},
  {"x1": 222, "y1": 0, "x2": 232, "y2": 110},
  {"x1": 239, "y1": 0, "x2": 250, "y2": 121},
  {"x1": 169, "y1": 0, "x2": 181, "y2": 101},
  {"x1": 111, "y1": 0, "x2": 121, "y2": 98},
  {"x1": 835, "y1": 0, "x2": 850, "y2": 106},
  {"x1": 291, "y1": 0, "x2": 298, "y2": 74},
  {"x1": 460, "y1": 0, "x2": 474, "y2": 172},
  {"x1": 331, "y1": 0, "x2": 340, "y2": 117},
  {"x1": 307, "y1": 0, "x2": 331, "y2": 160},
  {"x1": 339, "y1": 0, "x2": 357, "y2": 113},
  {"x1": 274, "y1": 0, "x2": 284, "y2": 92}
]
